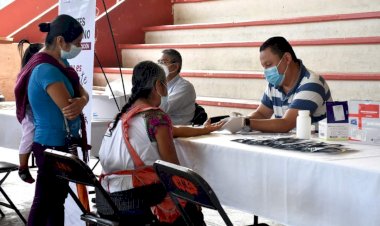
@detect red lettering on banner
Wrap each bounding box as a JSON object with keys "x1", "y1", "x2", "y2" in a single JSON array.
[{"x1": 171, "y1": 175, "x2": 198, "y2": 196}]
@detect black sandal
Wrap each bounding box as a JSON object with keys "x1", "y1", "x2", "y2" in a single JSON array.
[{"x1": 18, "y1": 167, "x2": 35, "y2": 183}]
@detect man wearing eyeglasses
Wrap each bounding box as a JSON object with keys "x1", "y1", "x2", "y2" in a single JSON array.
[{"x1": 157, "y1": 49, "x2": 196, "y2": 125}]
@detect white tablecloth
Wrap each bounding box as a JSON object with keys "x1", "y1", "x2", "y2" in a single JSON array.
[
  {"x1": 174, "y1": 133, "x2": 380, "y2": 226},
  {"x1": 0, "y1": 107, "x2": 110, "y2": 156},
  {"x1": 0, "y1": 108, "x2": 23, "y2": 149}
]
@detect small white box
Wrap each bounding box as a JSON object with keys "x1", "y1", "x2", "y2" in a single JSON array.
[
  {"x1": 91, "y1": 120, "x2": 111, "y2": 157},
  {"x1": 92, "y1": 92, "x2": 127, "y2": 120},
  {"x1": 319, "y1": 119, "x2": 349, "y2": 141}
]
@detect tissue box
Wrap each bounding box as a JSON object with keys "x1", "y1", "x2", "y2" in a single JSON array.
[
  {"x1": 319, "y1": 119, "x2": 349, "y2": 141},
  {"x1": 348, "y1": 100, "x2": 380, "y2": 145}
]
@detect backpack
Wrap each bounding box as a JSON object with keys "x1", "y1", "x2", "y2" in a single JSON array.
[{"x1": 191, "y1": 103, "x2": 208, "y2": 126}]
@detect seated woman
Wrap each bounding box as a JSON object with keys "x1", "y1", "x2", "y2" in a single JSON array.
[{"x1": 98, "y1": 61, "x2": 213, "y2": 225}]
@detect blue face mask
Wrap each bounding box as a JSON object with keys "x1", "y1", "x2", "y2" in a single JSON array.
[{"x1": 264, "y1": 56, "x2": 288, "y2": 87}]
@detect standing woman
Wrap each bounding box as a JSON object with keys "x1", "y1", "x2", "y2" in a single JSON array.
[{"x1": 15, "y1": 14, "x2": 89, "y2": 226}]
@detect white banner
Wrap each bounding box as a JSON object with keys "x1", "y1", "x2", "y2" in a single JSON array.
[
  {"x1": 59, "y1": 1, "x2": 96, "y2": 225},
  {"x1": 59, "y1": 0, "x2": 95, "y2": 144}
]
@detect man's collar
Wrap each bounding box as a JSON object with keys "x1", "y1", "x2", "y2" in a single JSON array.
[
  {"x1": 286, "y1": 60, "x2": 307, "y2": 95},
  {"x1": 168, "y1": 74, "x2": 180, "y2": 86}
]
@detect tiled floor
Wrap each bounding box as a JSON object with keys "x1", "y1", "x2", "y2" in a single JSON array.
[{"x1": 0, "y1": 147, "x2": 283, "y2": 226}]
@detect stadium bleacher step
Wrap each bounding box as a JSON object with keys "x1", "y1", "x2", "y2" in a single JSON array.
[
  {"x1": 145, "y1": 12, "x2": 380, "y2": 44},
  {"x1": 120, "y1": 37, "x2": 380, "y2": 73},
  {"x1": 173, "y1": 0, "x2": 380, "y2": 24}
]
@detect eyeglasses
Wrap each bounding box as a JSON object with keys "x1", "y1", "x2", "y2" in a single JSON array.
[{"x1": 157, "y1": 59, "x2": 176, "y2": 65}]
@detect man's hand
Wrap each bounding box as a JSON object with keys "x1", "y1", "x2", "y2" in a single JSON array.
[
  {"x1": 219, "y1": 116, "x2": 244, "y2": 133},
  {"x1": 62, "y1": 97, "x2": 86, "y2": 120}
]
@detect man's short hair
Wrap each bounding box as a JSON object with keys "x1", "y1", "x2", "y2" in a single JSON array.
[
  {"x1": 260, "y1": 36, "x2": 299, "y2": 63},
  {"x1": 162, "y1": 49, "x2": 182, "y2": 73}
]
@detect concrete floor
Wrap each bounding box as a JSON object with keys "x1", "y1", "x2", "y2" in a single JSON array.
[
  {"x1": 0, "y1": 147, "x2": 283, "y2": 226},
  {"x1": 0, "y1": 149, "x2": 33, "y2": 226}
]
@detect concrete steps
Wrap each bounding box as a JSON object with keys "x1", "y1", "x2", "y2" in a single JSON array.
[
  {"x1": 120, "y1": 37, "x2": 380, "y2": 73},
  {"x1": 109, "y1": 0, "x2": 380, "y2": 115},
  {"x1": 93, "y1": 68, "x2": 260, "y2": 116},
  {"x1": 173, "y1": 0, "x2": 380, "y2": 24},
  {"x1": 145, "y1": 12, "x2": 380, "y2": 44},
  {"x1": 93, "y1": 68, "x2": 380, "y2": 116}
]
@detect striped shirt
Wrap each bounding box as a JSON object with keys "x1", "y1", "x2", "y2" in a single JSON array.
[{"x1": 261, "y1": 61, "x2": 332, "y2": 123}]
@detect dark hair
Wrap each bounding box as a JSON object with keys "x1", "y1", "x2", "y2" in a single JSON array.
[
  {"x1": 259, "y1": 36, "x2": 299, "y2": 63},
  {"x1": 39, "y1": 14, "x2": 83, "y2": 47},
  {"x1": 162, "y1": 49, "x2": 182, "y2": 73},
  {"x1": 17, "y1": 39, "x2": 44, "y2": 67},
  {"x1": 110, "y1": 61, "x2": 166, "y2": 132}
]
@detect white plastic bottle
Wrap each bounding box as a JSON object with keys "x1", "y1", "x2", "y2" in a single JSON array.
[{"x1": 296, "y1": 110, "x2": 311, "y2": 139}]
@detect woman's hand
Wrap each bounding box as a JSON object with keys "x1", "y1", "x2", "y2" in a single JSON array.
[
  {"x1": 62, "y1": 96, "x2": 87, "y2": 120},
  {"x1": 203, "y1": 118, "x2": 226, "y2": 133}
]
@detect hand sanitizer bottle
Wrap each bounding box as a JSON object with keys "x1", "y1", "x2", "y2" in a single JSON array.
[{"x1": 296, "y1": 110, "x2": 311, "y2": 139}]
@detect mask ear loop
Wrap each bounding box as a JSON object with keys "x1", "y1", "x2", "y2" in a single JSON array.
[
  {"x1": 167, "y1": 62, "x2": 178, "y2": 75},
  {"x1": 278, "y1": 54, "x2": 290, "y2": 78},
  {"x1": 277, "y1": 55, "x2": 285, "y2": 67},
  {"x1": 283, "y1": 63, "x2": 289, "y2": 76},
  {"x1": 155, "y1": 80, "x2": 166, "y2": 97},
  {"x1": 57, "y1": 36, "x2": 66, "y2": 51},
  {"x1": 161, "y1": 81, "x2": 167, "y2": 90}
]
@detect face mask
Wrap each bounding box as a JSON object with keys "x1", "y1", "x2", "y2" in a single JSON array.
[
  {"x1": 160, "y1": 64, "x2": 170, "y2": 78},
  {"x1": 61, "y1": 44, "x2": 82, "y2": 59},
  {"x1": 158, "y1": 61, "x2": 176, "y2": 76},
  {"x1": 160, "y1": 95, "x2": 169, "y2": 107},
  {"x1": 264, "y1": 56, "x2": 288, "y2": 87},
  {"x1": 158, "y1": 81, "x2": 169, "y2": 107}
]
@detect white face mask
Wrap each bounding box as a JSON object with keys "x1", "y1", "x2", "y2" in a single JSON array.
[
  {"x1": 61, "y1": 44, "x2": 82, "y2": 59},
  {"x1": 160, "y1": 95, "x2": 169, "y2": 107},
  {"x1": 158, "y1": 81, "x2": 168, "y2": 107},
  {"x1": 160, "y1": 64, "x2": 170, "y2": 78},
  {"x1": 158, "y1": 62, "x2": 177, "y2": 77}
]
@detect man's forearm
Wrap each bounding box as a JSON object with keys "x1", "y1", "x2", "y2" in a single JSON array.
[
  {"x1": 249, "y1": 118, "x2": 295, "y2": 133},
  {"x1": 249, "y1": 110, "x2": 268, "y2": 119}
]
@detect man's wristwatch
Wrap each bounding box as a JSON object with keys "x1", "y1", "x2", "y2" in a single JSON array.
[{"x1": 242, "y1": 117, "x2": 251, "y2": 132}]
